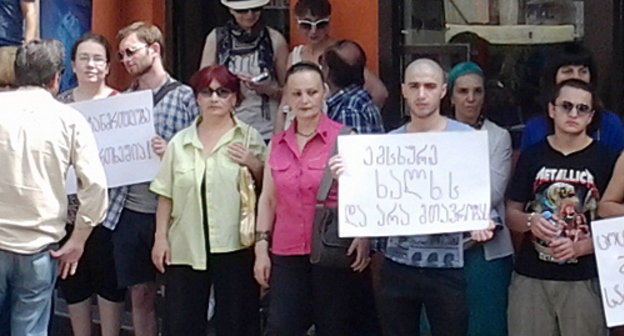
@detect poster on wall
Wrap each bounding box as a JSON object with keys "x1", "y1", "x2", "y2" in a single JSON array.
[{"x1": 40, "y1": 0, "x2": 92, "y2": 92}]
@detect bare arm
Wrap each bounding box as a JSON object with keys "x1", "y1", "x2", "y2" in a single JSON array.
[
  {"x1": 506, "y1": 200, "x2": 558, "y2": 242},
  {"x1": 272, "y1": 30, "x2": 289, "y2": 87},
  {"x1": 152, "y1": 196, "x2": 172, "y2": 273},
  {"x1": 199, "y1": 30, "x2": 217, "y2": 69},
  {"x1": 254, "y1": 155, "x2": 277, "y2": 288},
  {"x1": 598, "y1": 152, "x2": 624, "y2": 218},
  {"x1": 20, "y1": 1, "x2": 36, "y2": 43},
  {"x1": 363, "y1": 68, "x2": 388, "y2": 109}
]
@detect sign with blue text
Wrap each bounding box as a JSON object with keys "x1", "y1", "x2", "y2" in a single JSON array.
[
  {"x1": 591, "y1": 217, "x2": 624, "y2": 327},
  {"x1": 66, "y1": 91, "x2": 159, "y2": 193},
  {"x1": 337, "y1": 131, "x2": 490, "y2": 237}
]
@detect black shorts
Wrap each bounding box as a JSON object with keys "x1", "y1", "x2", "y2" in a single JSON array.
[
  {"x1": 111, "y1": 209, "x2": 157, "y2": 288},
  {"x1": 59, "y1": 226, "x2": 127, "y2": 304}
]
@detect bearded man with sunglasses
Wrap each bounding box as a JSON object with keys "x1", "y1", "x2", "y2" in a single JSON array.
[
  {"x1": 506, "y1": 79, "x2": 616, "y2": 336},
  {"x1": 107, "y1": 22, "x2": 199, "y2": 336}
]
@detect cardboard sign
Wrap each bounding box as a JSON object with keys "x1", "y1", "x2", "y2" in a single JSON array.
[
  {"x1": 66, "y1": 90, "x2": 159, "y2": 193},
  {"x1": 591, "y1": 217, "x2": 624, "y2": 327},
  {"x1": 337, "y1": 131, "x2": 490, "y2": 237}
]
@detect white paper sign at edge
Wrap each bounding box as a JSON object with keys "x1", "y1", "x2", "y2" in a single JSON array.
[
  {"x1": 66, "y1": 90, "x2": 159, "y2": 194},
  {"x1": 591, "y1": 217, "x2": 624, "y2": 328},
  {"x1": 337, "y1": 131, "x2": 490, "y2": 238}
]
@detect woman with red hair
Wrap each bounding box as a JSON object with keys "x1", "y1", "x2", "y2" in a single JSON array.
[{"x1": 150, "y1": 65, "x2": 266, "y2": 335}]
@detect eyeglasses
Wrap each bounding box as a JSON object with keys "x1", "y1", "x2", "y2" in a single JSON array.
[
  {"x1": 76, "y1": 54, "x2": 107, "y2": 65},
  {"x1": 200, "y1": 87, "x2": 233, "y2": 99},
  {"x1": 297, "y1": 17, "x2": 330, "y2": 31},
  {"x1": 233, "y1": 6, "x2": 263, "y2": 14},
  {"x1": 117, "y1": 44, "x2": 148, "y2": 61},
  {"x1": 554, "y1": 100, "x2": 593, "y2": 116}
]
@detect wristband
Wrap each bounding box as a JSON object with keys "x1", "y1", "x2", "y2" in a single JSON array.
[{"x1": 255, "y1": 230, "x2": 271, "y2": 243}]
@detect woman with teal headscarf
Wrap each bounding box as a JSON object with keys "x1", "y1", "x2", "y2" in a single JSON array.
[{"x1": 448, "y1": 62, "x2": 514, "y2": 336}]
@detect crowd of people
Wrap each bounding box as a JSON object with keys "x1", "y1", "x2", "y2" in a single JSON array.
[{"x1": 1, "y1": 0, "x2": 624, "y2": 336}]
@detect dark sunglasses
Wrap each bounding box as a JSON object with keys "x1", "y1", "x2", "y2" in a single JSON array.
[
  {"x1": 297, "y1": 17, "x2": 330, "y2": 31},
  {"x1": 233, "y1": 6, "x2": 263, "y2": 14},
  {"x1": 553, "y1": 100, "x2": 593, "y2": 116},
  {"x1": 117, "y1": 44, "x2": 148, "y2": 61},
  {"x1": 200, "y1": 87, "x2": 233, "y2": 99}
]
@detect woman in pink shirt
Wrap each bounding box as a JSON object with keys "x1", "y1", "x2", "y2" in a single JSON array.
[{"x1": 254, "y1": 62, "x2": 374, "y2": 336}]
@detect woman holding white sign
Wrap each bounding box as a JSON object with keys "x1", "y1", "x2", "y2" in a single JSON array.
[
  {"x1": 447, "y1": 61, "x2": 514, "y2": 336},
  {"x1": 56, "y1": 33, "x2": 125, "y2": 336},
  {"x1": 150, "y1": 65, "x2": 266, "y2": 335},
  {"x1": 253, "y1": 62, "x2": 374, "y2": 336}
]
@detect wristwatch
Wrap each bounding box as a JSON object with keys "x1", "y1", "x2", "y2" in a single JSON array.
[{"x1": 255, "y1": 231, "x2": 271, "y2": 243}]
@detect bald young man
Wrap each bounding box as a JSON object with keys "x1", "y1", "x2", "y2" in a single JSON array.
[{"x1": 375, "y1": 58, "x2": 491, "y2": 336}]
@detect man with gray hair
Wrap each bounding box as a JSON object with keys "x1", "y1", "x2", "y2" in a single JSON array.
[
  {"x1": 322, "y1": 39, "x2": 384, "y2": 134},
  {"x1": 0, "y1": 39, "x2": 107, "y2": 335}
]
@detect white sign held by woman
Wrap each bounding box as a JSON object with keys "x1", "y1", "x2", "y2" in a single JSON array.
[
  {"x1": 66, "y1": 90, "x2": 159, "y2": 193},
  {"x1": 591, "y1": 217, "x2": 624, "y2": 327},
  {"x1": 337, "y1": 131, "x2": 490, "y2": 237}
]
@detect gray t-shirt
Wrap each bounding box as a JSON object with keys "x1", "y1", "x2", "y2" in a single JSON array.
[{"x1": 378, "y1": 118, "x2": 473, "y2": 268}]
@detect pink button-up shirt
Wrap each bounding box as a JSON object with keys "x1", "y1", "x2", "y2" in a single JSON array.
[{"x1": 269, "y1": 114, "x2": 343, "y2": 256}]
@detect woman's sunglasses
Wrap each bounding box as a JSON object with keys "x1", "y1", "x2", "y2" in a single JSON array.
[
  {"x1": 297, "y1": 17, "x2": 330, "y2": 31},
  {"x1": 233, "y1": 6, "x2": 263, "y2": 14},
  {"x1": 200, "y1": 87, "x2": 233, "y2": 99}
]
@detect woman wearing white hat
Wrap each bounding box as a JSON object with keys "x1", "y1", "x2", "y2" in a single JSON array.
[{"x1": 200, "y1": 0, "x2": 289, "y2": 143}]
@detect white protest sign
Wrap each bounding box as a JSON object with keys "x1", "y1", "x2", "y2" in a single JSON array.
[
  {"x1": 337, "y1": 131, "x2": 490, "y2": 237},
  {"x1": 66, "y1": 90, "x2": 159, "y2": 193},
  {"x1": 591, "y1": 217, "x2": 624, "y2": 327}
]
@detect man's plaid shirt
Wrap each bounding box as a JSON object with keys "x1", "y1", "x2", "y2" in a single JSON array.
[{"x1": 102, "y1": 77, "x2": 199, "y2": 230}]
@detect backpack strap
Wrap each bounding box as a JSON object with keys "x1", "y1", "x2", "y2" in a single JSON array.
[{"x1": 153, "y1": 81, "x2": 182, "y2": 106}]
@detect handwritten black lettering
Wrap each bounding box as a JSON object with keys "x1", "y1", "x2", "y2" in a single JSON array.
[
  {"x1": 448, "y1": 172, "x2": 460, "y2": 200},
  {"x1": 87, "y1": 107, "x2": 151, "y2": 133},
  {"x1": 603, "y1": 284, "x2": 624, "y2": 309},
  {"x1": 344, "y1": 205, "x2": 367, "y2": 228},
  {"x1": 429, "y1": 171, "x2": 443, "y2": 200},
  {"x1": 99, "y1": 140, "x2": 152, "y2": 165},
  {"x1": 595, "y1": 230, "x2": 624, "y2": 251},
  {"x1": 375, "y1": 170, "x2": 388, "y2": 199},
  {"x1": 403, "y1": 169, "x2": 425, "y2": 199},
  {"x1": 376, "y1": 204, "x2": 386, "y2": 227},
  {"x1": 363, "y1": 146, "x2": 373, "y2": 165}
]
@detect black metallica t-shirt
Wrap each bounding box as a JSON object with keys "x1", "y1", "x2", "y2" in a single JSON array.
[{"x1": 507, "y1": 140, "x2": 618, "y2": 281}]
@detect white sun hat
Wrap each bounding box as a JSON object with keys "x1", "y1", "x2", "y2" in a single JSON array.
[{"x1": 221, "y1": 0, "x2": 270, "y2": 10}]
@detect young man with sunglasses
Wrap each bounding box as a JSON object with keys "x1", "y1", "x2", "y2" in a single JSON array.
[
  {"x1": 108, "y1": 21, "x2": 199, "y2": 336},
  {"x1": 506, "y1": 79, "x2": 616, "y2": 335},
  {"x1": 520, "y1": 42, "x2": 624, "y2": 153}
]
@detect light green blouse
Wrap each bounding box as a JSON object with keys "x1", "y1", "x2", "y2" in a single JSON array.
[{"x1": 150, "y1": 117, "x2": 266, "y2": 270}]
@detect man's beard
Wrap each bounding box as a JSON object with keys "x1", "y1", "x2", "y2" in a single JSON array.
[{"x1": 131, "y1": 59, "x2": 154, "y2": 78}]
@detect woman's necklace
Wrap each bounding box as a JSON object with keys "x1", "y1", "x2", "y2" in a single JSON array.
[{"x1": 296, "y1": 128, "x2": 316, "y2": 137}]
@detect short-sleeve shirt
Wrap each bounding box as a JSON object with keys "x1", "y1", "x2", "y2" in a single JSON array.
[
  {"x1": 269, "y1": 113, "x2": 343, "y2": 256},
  {"x1": 150, "y1": 118, "x2": 266, "y2": 270},
  {"x1": 507, "y1": 140, "x2": 618, "y2": 281},
  {"x1": 377, "y1": 118, "x2": 473, "y2": 268},
  {"x1": 0, "y1": 0, "x2": 33, "y2": 47},
  {"x1": 103, "y1": 76, "x2": 199, "y2": 230}
]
